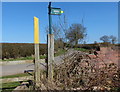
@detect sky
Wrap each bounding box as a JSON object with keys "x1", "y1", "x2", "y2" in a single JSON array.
[{"x1": 2, "y1": 2, "x2": 118, "y2": 44}]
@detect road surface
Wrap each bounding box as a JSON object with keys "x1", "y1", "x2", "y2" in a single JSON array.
[{"x1": 1, "y1": 49, "x2": 77, "y2": 76}]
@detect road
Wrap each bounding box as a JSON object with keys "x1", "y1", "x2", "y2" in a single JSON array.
[{"x1": 1, "y1": 49, "x2": 76, "y2": 76}]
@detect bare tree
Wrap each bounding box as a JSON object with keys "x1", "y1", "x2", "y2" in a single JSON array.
[
  {"x1": 45, "y1": 24, "x2": 61, "y2": 40},
  {"x1": 58, "y1": 15, "x2": 68, "y2": 40},
  {"x1": 66, "y1": 23, "x2": 87, "y2": 46},
  {"x1": 100, "y1": 35, "x2": 117, "y2": 44},
  {"x1": 109, "y1": 35, "x2": 117, "y2": 44},
  {"x1": 100, "y1": 35, "x2": 110, "y2": 43},
  {"x1": 46, "y1": 15, "x2": 87, "y2": 49}
]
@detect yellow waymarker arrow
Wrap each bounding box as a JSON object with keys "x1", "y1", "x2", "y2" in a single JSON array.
[
  {"x1": 34, "y1": 16, "x2": 39, "y2": 44},
  {"x1": 60, "y1": 11, "x2": 64, "y2": 13}
]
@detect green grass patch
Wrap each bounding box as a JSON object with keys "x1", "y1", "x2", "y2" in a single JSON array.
[
  {"x1": 40, "y1": 55, "x2": 46, "y2": 59},
  {"x1": 1, "y1": 56, "x2": 33, "y2": 62},
  {"x1": 0, "y1": 81, "x2": 21, "y2": 91},
  {"x1": 1, "y1": 55, "x2": 46, "y2": 62},
  {"x1": 0, "y1": 73, "x2": 32, "y2": 79},
  {"x1": 0, "y1": 73, "x2": 33, "y2": 91},
  {"x1": 74, "y1": 48, "x2": 89, "y2": 52},
  {"x1": 55, "y1": 49, "x2": 66, "y2": 57}
]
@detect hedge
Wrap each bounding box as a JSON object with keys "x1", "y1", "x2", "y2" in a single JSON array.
[{"x1": 1, "y1": 43, "x2": 47, "y2": 60}]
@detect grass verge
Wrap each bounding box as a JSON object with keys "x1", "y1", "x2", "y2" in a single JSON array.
[
  {"x1": 0, "y1": 81, "x2": 21, "y2": 91},
  {"x1": 0, "y1": 73, "x2": 33, "y2": 91},
  {"x1": 0, "y1": 73, "x2": 32, "y2": 79},
  {"x1": 1, "y1": 56, "x2": 33, "y2": 61},
  {"x1": 1, "y1": 55, "x2": 46, "y2": 62}
]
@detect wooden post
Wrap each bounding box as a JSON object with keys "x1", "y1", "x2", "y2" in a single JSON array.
[
  {"x1": 47, "y1": 34, "x2": 54, "y2": 82},
  {"x1": 34, "y1": 16, "x2": 40, "y2": 87}
]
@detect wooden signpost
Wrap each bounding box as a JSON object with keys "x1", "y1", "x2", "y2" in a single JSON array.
[
  {"x1": 47, "y1": 34, "x2": 54, "y2": 82},
  {"x1": 47, "y1": 2, "x2": 63, "y2": 82}
]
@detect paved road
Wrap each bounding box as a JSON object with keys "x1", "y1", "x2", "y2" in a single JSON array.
[{"x1": 1, "y1": 49, "x2": 77, "y2": 76}]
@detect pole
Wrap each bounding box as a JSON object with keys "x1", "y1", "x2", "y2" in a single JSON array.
[
  {"x1": 48, "y1": 2, "x2": 52, "y2": 34},
  {"x1": 34, "y1": 17, "x2": 40, "y2": 87},
  {"x1": 47, "y1": 34, "x2": 54, "y2": 82},
  {"x1": 34, "y1": 44, "x2": 40, "y2": 87},
  {"x1": 47, "y1": 2, "x2": 54, "y2": 82}
]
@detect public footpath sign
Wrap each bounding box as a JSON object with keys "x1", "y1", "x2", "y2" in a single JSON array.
[{"x1": 51, "y1": 8, "x2": 64, "y2": 15}]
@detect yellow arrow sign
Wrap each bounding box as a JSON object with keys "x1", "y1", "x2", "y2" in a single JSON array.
[
  {"x1": 60, "y1": 11, "x2": 64, "y2": 13},
  {"x1": 34, "y1": 17, "x2": 39, "y2": 44}
]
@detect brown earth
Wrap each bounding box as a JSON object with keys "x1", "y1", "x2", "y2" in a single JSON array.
[{"x1": 88, "y1": 47, "x2": 119, "y2": 68}]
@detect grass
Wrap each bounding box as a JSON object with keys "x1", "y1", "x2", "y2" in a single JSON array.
[
  {"x1": 0, "y1": 81, "x2": 21, "y2": 91},
  {"x1": 1, "y1": 56, "x2": 33, "y2": 62},
  {"x1": 74, "y1": 48, "x2": 89, "y2": 52},
  {"x1": 0, "y1": 73, "x2": 32, "y2": 79},
  {"x1": 55, "y1": 49, "x2": 66, "y2": 57},
  {"x1": 40, "y1": 55, "x2": 46, "y2": 59},
  {"x1": 0, "y1": 73, "x2": 33, "y2": 91},
  {"x1": 1, "y1": 55, "x2": 46, "y2": 62}
]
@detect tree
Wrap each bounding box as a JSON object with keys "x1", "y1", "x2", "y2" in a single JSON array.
[
  {"x1": 100, "y1": 35, "x2": 117, "y2": 44},
  {"x1": 55, "y1": 38, "x2": 64, "y2": 49},
  {"x1": 100, "y1": 35, "x2": 110, "y2": 43},
  {"x1": 66, "y1": 23, "x2": 87, "y2": 46},
  {"x1": 109, "y1": 35, "x2": 117, "y2": 44},
  {"x1": 45, "y1": 24, "x2": 61, "y2": 40},
  {"x1": 94, "y1": 41, "x2": 97, "y2": 44}
]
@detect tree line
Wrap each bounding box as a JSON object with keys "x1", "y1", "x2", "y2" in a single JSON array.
[{"x1": 100, "y1": 35, "x2": 117, "y2": 44}]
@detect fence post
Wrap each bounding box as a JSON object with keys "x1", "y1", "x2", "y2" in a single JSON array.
[
  {"x1": 34, "y1": 16, "x2": 40, "y2": 87},
  {"x1": 47, "y1": 34, "x2": 54, "y2": 82}
]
